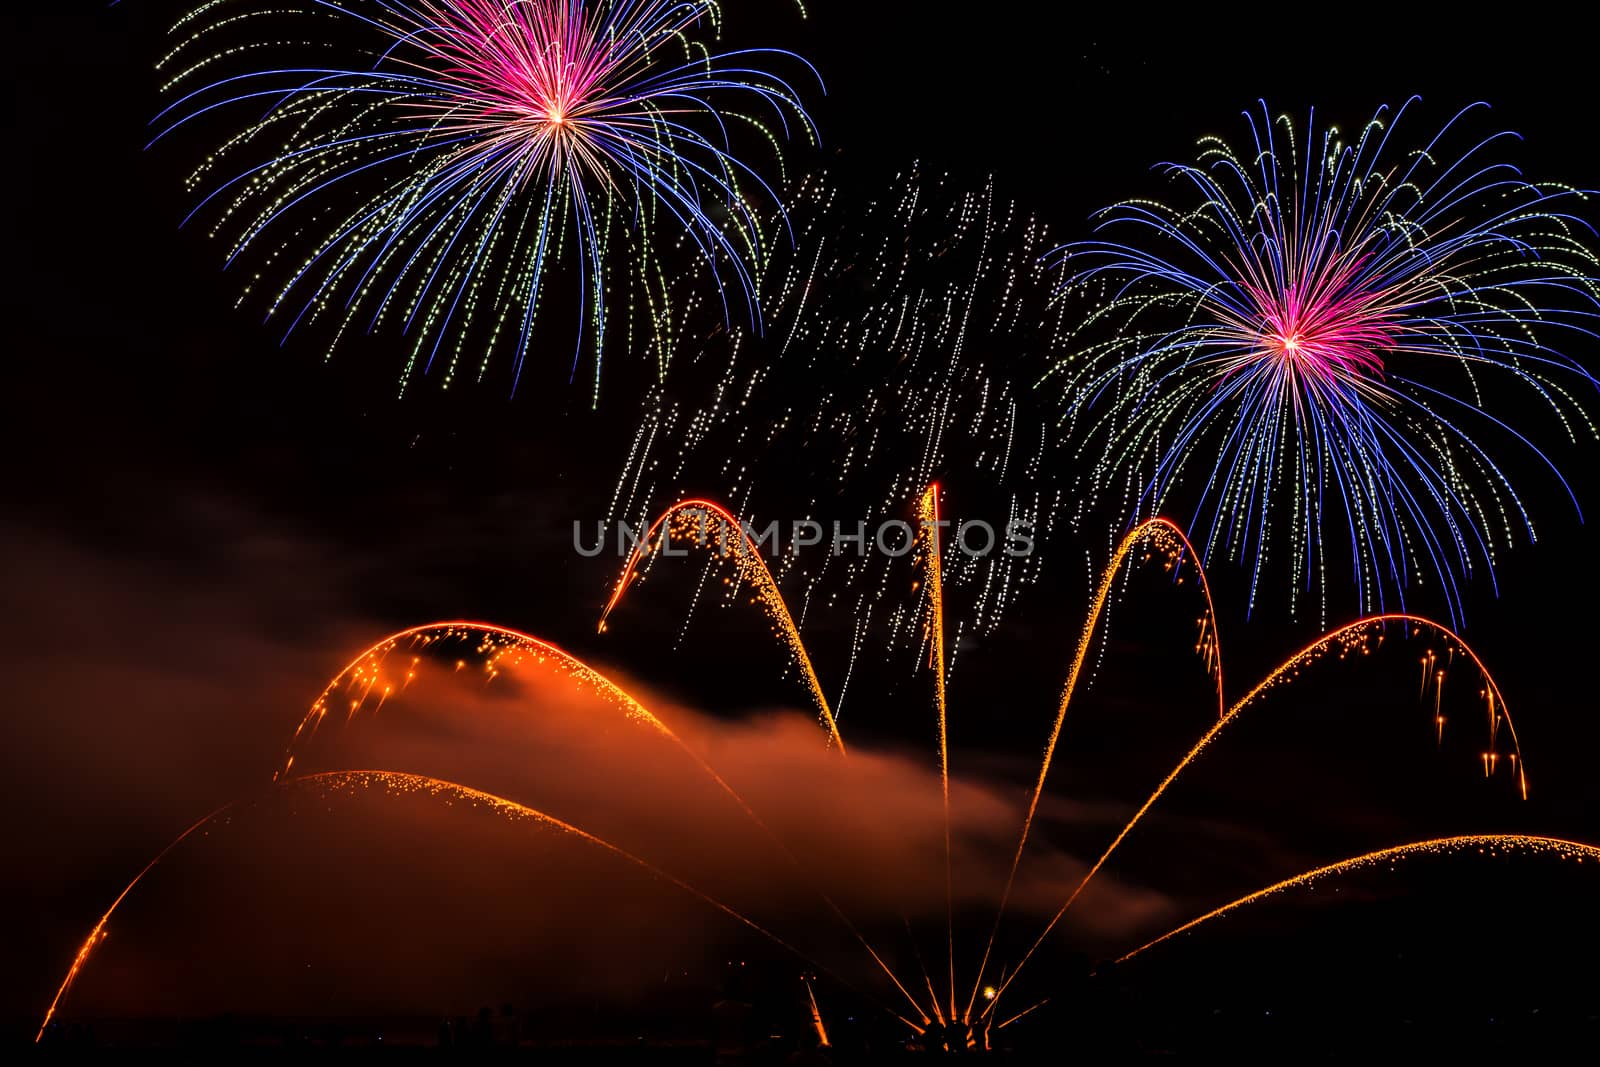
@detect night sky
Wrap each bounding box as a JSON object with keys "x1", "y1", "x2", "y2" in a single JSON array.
[{"x1": 4, "y1": 1, "x2": 1598, "y2": 1053}]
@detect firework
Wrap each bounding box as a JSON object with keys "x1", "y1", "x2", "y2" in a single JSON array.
[
  {"x1": 804, "y1": 974, "x2": 831, "y2": 1047},
  {"x1": 153, "y1": 0, "x2": 817, "y2": 399},
  {"x1": 291, "y1": 619, "x2": 942, "y2": 1017},
  {"x1": 599, "y1": 500, "x2": 846, "y2": 750},
  {"x1": 596, "y1": 494, "x2": 1534, "y2": 1038},
  {"x1": 38, "y1": 501, "x2": 1589, "y2": 1045},
  {"x1": 606, "y1": 169, "x2": 1072, "y2": 678},
  {"x1": 1117, "y1": 834, "x2": 1600, "y2": 963},
  {"x1": 966, "y1": 516, "x2": 1222, "y2": 1022},
  {"x1": 1050, "y1": 99, "x2": 1600, "y2": 624},
  {"x1": 979, "y1": 613, "x2": 1527, "y2": 1017},
  {"x1": 916, "y1": 485, "x2": 956, "y2": 1021},
  {"x1": 34, "y1": 769, "x2": 824, "y2": 1043}
]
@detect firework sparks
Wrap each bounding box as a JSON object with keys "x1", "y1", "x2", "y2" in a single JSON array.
[
  {"x1": 153, "y1": 0, "x2": 817, "y2": 399},
  {"x1": 37, "y1": 501, "x2": 1593, "y2": 1042},
  {"x1": 34, "y1": 806, "x2": 227, "y2": 1044},
  {"x1": 286, "y1": 618, "x2": 935, "y2": 1020},
  {"x1": 35, "y1": 770, "x2": 832, "y2": 1043},
  {"x1": 1117, "y1": 834, "x2": 1600, "y2": 963},
  {"x1": 281, "y1": 620, "x2": 677, "y2": 779},
  {"x1": 600, "y1": 499, "x2": 845, "y2": 751},
  {"x1": 915, "y1": 483, "x2": 956, "y2": 1020},
  {"x1": 980, "y1": 613, "x2": 1527, "y2": 1015},
  {"x1": 1050, "y1": 99, "x2": 1600, "y2": 624},
  {"x1": 996, "y1": 996, "x2": 1048, "y2": 1030},
  {"x1": 964, "y1": 516, "x2": 1221, "y2": 1022},
  {"x1": 608, "y1": 169, "x2": 1068, "y2": 662},
  {"x1": 804, "y1": 974, "x2": 831, "y2": 1047}
]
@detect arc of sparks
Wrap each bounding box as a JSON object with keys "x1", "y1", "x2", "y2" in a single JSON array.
[
  {"x1": 964, "y1": 517, "x2": 1221, "y2": 1022},
  {"x1": 282, "y1": 621, "x2": 698, "y2": 780},
  {"x1": 1117, "y1": 834, "x2": 1600, "y2": 964},
  {"x1": 982, "y1": 613, "x2": 1527, "y2": 1016},
  {"x1": 599, "y1": 499, "x2": 845, "y2": 752},
  {"x1": 34, "y1": 806, "x2": 226, "y2": 1044},
  {"x1": 598, "y1": 495, "x2": 974, "y2": 1024},
  {"x1": 289, "y1": 620, "x2": 929, "y2": 1023},
  {"x1": 37, "y1": 770, "x2": 924, "y2": 1044},
  {"x1": 915, "y1": 484, "x2": 957, "y2": 1022}
]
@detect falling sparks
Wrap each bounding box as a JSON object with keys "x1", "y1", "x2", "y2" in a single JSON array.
[{"x1": 607, "y1": 170, "x2": 1067, "y2": 655}]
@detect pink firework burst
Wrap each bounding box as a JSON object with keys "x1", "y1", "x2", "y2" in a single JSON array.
[{"x1": 154, "y1": 0, "x2": 818, "y2": 396}]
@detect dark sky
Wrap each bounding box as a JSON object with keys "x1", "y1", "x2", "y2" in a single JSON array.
[{"x1": 3, "y1": 0, "x2": 1599, "y2": 1049}]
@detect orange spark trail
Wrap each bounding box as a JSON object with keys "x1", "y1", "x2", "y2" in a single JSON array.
[
  {"x1": 280, "y1": 621, "x2": 686, "y2": 780},
  {"x1": 290, "y1": 622, "x2": 928, "y2": 1024},
  {"x1": 804, "y1": 975, "x2": 831, "y2": 1047},
  {"x1": 982, "y1": 613, "x2": 1528, "y2": 1016},
  {"x1": 279, "y1": 621, "x2": 777, "y2": 861},
  {"x1": 915, "y1": 484, "x2": 956, "y2": 1021},
  {"x1": 597, "y1": 501, "x2": 949, "y2": 1021},
  {"x1": 599, "y1": 500, "x2": 845, "y2": 753},
  {"x1": 35, "y1": 806, "x2": 230, "y2": 1043},
  {"x1": 38, "y1": 771, "x2": 925, "y2": 1043},
  {"x1": 997, "y1": 997, "x2": 1050, "y2": 1030},
  {"x1": 328, "y1": 771, "x2": 808, "y2": 950},
  {"x1": 597, "y1": 512, "x2": 933, "y2": 1018},
  {"x1": 964, "y1": 518, "x2": 1220, "y2": 1021},
  {"x1": 1116, "y1": 835, "x2": 1600, "y2": 963}
]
